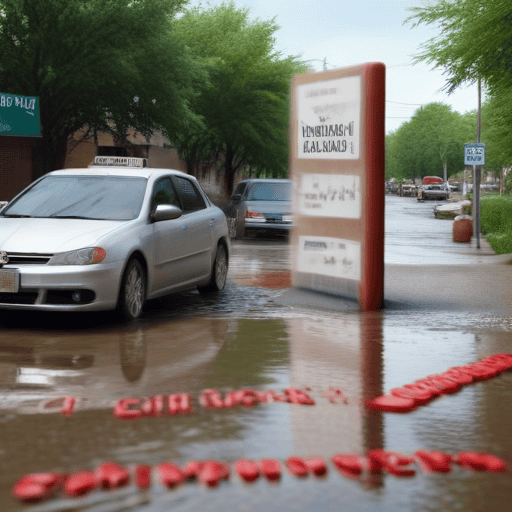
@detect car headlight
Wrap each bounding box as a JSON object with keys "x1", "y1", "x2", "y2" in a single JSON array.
[{"x1": 47, "y1": 247, "x2": 107, "y2": 265}]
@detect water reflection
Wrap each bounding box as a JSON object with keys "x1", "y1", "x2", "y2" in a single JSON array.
[
  {"x1": 2, "y1": 309, "x2": 512, "y2": 512},
  {"x1": 287, "y1": 311, "x2": 384, "y2": 488},
  {"x1": 119, "y1": 328, "x2": 146, "y2": 383}
]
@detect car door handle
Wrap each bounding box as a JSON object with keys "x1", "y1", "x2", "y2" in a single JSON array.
[
  {"x1": 181, "y1": 225, "x2": 188, "y2": 231},
  {"x1": 209, "y1": 219, "x2": 215, "y2": 227}
]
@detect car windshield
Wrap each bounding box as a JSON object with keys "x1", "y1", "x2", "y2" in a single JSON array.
[
  {"x1": 2, "y1": 175, "x2": 147, "y2": 220},
  {"x1": 246, "y1": 182, "x2": 292, "y2": 201}
]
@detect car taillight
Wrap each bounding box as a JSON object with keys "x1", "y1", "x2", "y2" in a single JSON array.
[{"x1": 246, "y1": 211, "x2": 264, "y2": 219}]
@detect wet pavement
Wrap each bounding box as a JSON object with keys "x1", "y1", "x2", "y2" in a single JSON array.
[
  {"x1": 385, "y1": 195, "x2": 498, "y2": 265},
  {"x1": 2, "y1": 195, "x2": 512, "y2": 511}
]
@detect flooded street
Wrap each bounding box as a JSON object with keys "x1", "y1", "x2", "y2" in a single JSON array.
[{"x1": 2, "y1": 196, "x2": 512, "y2": 511}]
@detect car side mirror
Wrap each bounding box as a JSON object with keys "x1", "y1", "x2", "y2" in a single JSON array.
[{"x1": 151, "y1": 204, "x2": 182, "y2": 222}]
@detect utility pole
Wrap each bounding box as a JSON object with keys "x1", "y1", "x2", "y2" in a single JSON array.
[{"x1": 473, "y1": 78, "x2": 481, "y2": 249}]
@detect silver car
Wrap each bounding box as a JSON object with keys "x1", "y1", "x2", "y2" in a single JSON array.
[
  {"x1": 0, "y1": 157, "x2": 230, "y2": 319},
  {"x1": 225, "y1": 178, "x2": 293, "y2": 239},
  {"x1": 417, "y1": 183, "x2": 451, "y2": 201}
]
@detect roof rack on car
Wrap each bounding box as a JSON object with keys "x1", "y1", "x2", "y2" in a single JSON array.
[{"x1": 89, "y1": 156, "x2": 148, "y2": 168}]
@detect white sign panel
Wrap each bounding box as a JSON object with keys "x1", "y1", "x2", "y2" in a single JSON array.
[
  {"x1": 297, "y1": 75, "x2": 361, "y2": 160},
  {"x1": 297, "y1": 236, "x2": 361, "y2": 281},
  {"x1": 464, "y1": 143, "x2": 485, "y2": 165},
  {"x1": 92, "y1": 156, "x2": 146, "y2": 168},
  {"x1": 298, "y1": 174, "x2": 361, "y2": 218}
]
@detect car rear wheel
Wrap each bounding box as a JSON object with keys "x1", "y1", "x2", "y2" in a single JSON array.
[
  {"x1": 198, "y1": 244, "x2": 228, "y2": 293},
  {"x1": 118, "y1": 259, "x2": 146, "y2": 320}
]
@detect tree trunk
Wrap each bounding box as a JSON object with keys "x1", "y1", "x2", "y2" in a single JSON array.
[
  {"x1": 223, "y1": 144, "x2": 236, "y2": 198},
  {"x1": 186, "y1": 158, "x2": 197, "y2": 177},
  {"x1": 31, "y1": 131, "x2": 68, "y2": 180}
]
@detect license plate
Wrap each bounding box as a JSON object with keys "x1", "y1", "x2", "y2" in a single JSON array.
[{"x1": 0, "y1": 269, "x2": 19, "y2": 293}]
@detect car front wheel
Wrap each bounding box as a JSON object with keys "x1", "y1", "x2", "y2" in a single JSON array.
[
  {"x1": 198, "y1": 244, "x2": 228, "y2": 293},
  {"x1": 118, "y1": 259, "x2": 146, "y2": 320}
]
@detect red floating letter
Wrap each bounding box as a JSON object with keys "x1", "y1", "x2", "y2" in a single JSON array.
[
  {"x1": 63, "y1": 471, "x2": 98, "y2": 497},
  {"x1": 259, "y1": 459, "x2": 281, "y2": 481},
  {"x1": 234, "y1": 460, "x2": 260, "y2": 482},
  {"x1": 142, "y1": 395, "x2": 165, "y2": 417},
  {"x1": 12, "y1": 473, "x2": 62, "y2": 503},
  {"x1": 134, "y1": 465, "x2": 151, "y2": 489},
  {"x1": 169, "y1": 394, "x2": 192, "y2": 415},
  {"x1": 284, "y1": 388, "x2": 315, "y2": 405},
  {"x1": 182, "y1": 460, "x2": 203, "y2": 479},
  {"x1": 61, "y1": 396, "x2": 76, "y2": 416},
  {"x1": 199, "y1": 461, "x2": 229, "y2": 487},
  {"x1": 366, "y1": 395, "x2": 416, "y2": 413},
  {"x1": 113, "y1": 398, "x2": 142, "y2": 420},
  {"x1": 157, "y1": 463, "x2": 184, "y2": 488},
  {"x1": 368, "y1": 450, "x2": 415, "y2": 477},
  {"x1": 96, "y1": 462, "x2": 130, "y2": 489},
  {"x1": 305, "y1": 458, "x2": 328, "y2": 476},
  {"x1": 456, "y1": 452, "x2": 507, "y2": 472},
  {"x1": 331, "y1": 454, "x2": 365, "y2": 477},
  {"x1": 414, "y1": 451, "x2": 452, "y2": 473},
  {"x1": 286, "y1": 457, "x2": 309, "y2": 477},
  {"x1": 200, "y1": 389, "x2": 224, "y2": 409}
]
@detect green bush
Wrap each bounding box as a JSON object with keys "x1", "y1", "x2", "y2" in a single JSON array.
[
  {"x1": 480, "y1": 195, "x2": 512, "y2": 254},
  {"x1": 486, "y1": 233, "x2": 512, "y2": 255}
]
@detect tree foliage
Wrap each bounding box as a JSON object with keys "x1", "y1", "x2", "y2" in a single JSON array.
[
  {"x1": 0, "y1": 0, "x2": 198, "y2": 176},
  {"x1": 386, "y1": 103, "x2": 471, "y2": 180},
  {"x1": 406, "y1": 0, "x2": 512, "y2": 94},
  {"x1": 406, "y1": 0, "x2": 512, "y2": 176},
  {"x1": 172, "y1": 1, "x2": 306, "y2": 197},
  {"x1": 481, "y1": 89, "x2": 512, "y2": 171}
]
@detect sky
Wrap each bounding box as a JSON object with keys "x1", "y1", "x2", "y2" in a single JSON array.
[{"x1": 192, "y1": 0, "x2": 481, "y2": 134}]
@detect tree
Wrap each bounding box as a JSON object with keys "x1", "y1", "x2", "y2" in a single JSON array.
[
  {"x1": 406, "y1": 0, "x2": 512, "y2": 94},
  {"x1": 385, "y1": 103, "x2": 471, "y2": 180},
  {"x1": 0, "y1": 0, "x2": 199, "y2": 176},
  {"x1": 481, "y1": 90, "x2": 512, "y2": 171},
  {"x1": 172, "y1": 1, "x2": 306, "y2": 197},
  {"x1": 410, "y1": 103, "x2": 464, "y2": 181}
]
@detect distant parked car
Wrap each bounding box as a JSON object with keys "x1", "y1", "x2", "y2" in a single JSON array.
[
  {"x1": 225, "y1": 179, "x2": 293, "y2": 239},
  {"x1": 417, "y1": 182, "x2": 450, "y2": 201},
  {"x1": 400, "y1": 181, "x2": 417, "y2": 197},
  {"x1": 448, "y1": 182, "x2": 463, "y2": 192}
]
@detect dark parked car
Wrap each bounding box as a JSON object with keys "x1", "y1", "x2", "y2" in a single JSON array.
[{"x1": 225, "y1": 179, "x2": 293, "y2": 239}]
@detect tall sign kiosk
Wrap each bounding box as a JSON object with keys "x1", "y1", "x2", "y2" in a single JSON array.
[{"x1": 290, "y1": 63, "x2": 385, "y2": 311}]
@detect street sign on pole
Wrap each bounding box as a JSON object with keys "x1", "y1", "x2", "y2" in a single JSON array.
[
  {"x1": 464, "y1": 142, "x2": 485, "y2": 249},
  {"x1": 464, "y1": 143, "x2": 485, "y2": 166}
]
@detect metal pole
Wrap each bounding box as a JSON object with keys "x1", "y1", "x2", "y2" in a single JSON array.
[
  {"x1": 473, "y1": 78, "x2": 481, "y2": 248},
  {"x1": 473, "y1": 164, "x2": 480, "y2": 248}
]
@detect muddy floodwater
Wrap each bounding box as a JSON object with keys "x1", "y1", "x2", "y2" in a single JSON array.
[{"x1": 1, "y1": 196, "x2": 512, "y2": 511}]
